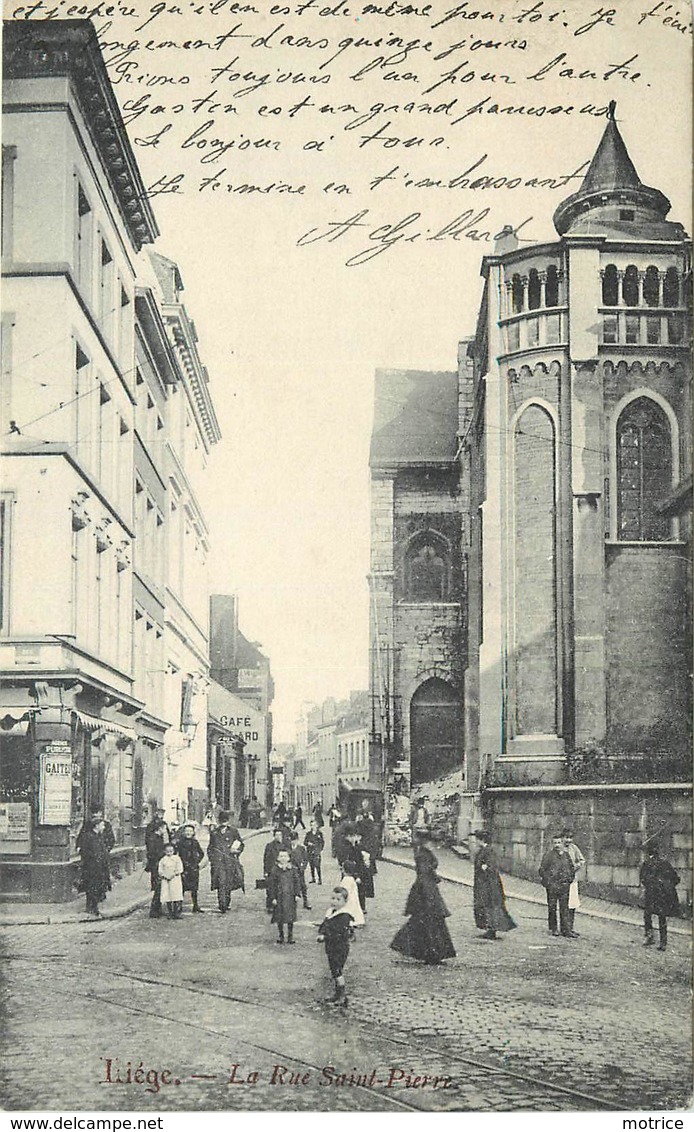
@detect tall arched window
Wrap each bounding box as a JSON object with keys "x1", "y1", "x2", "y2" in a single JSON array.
[
  {"x1": 410, "y1": 678, "x2": 461, "y2": 785},
  {"x1": 527, "y1": 268, "x2": 541, "y2": 310},
  {"x1": 663, "y1": 267, "x2": 680, "y2": 307},
  {"x1": 623, "y1": 265, "x2": 640, "y2": 307},
  {"x1": 617, "y1": 397, "x2": 673, "y2": 541},
  {"x1": 602, "y1": 264, "x2": 619, "y2": 306},
  {"x1": 643, "y1": 266, "x2": 660, "y2": 307},
  {"x1": 545, "y1": 265, "x2": 559, "y2": 307},
  {"x1": 511, "y1": 274, "x2": 524, "y2": 314},
  {"x1": 404, "y1": 536, "x2": 450, "y2": 601}
]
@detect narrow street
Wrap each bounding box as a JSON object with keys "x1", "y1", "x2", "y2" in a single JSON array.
[{"x1": 1, "y1": 835, "x2": 690, "y2": 1113}]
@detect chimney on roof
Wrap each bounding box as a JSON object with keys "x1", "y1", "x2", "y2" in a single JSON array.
[{"x1": 494, "y1": 225, "x2": 519, "y2": 255}]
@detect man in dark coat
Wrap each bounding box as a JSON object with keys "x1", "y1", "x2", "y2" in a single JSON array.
[
  {"x1": 78, "y1": 818, "x2": 111, "y2": 916},
  {"x1": 145, "y1": 806, "x2": 170, "y2": 845},
  {"x1": 472, "y1": 830, "x2": 516, "y2": 940},
  {"x1": 178, "y1": 823, "x2": 205, "y2": 912},
  {"x1": 539, "y1": 835, "x2": 576, "y2": 938},
  {"x1": 263, "y1": 828, "x2": 285, "y2": 911},
  {"x1": 640, "y1": 845, "x2": 680, "y2": 951},
  {"x1": 332, "y1": 817, "x2": 352, "y2": 864},
  {"x1": 145, "y1": 819, "x2": 170, "y2": 918},
  {"x1": 305, "y1": 819, "x2": 324, "y2": 884},
  {"x1": 289, "y1": 831, "x2": 311, "y2": 909},
  {"x1": 207, "y1": 811, "x2": 244, "y2": 913},
  {"x1": 356, "y1": 801, "x2": 380, "y2": 882},
  {"x1": 79, "y1": 806, "x2": 115, "y2": 854}
]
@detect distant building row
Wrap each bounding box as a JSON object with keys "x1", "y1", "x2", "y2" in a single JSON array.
[{"x1": 278, "y1": 692, "x2": 371, "y2": 814}]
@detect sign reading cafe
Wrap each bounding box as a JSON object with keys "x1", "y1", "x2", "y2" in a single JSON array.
[{"x1": 38, "y1": 741, "x2": 73, "y2": 826}]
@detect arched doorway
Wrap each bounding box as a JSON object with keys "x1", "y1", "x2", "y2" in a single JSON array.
[{"x1": 409, "y1": 678, "x2": 461, "y2": 786}]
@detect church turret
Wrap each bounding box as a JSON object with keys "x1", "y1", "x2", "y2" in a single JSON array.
[{"x1": 553, "y1": 102, "x2": 685, "y2": 241}]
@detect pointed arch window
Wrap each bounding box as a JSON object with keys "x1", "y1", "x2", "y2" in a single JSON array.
[
  {"x1": 404, "y1": 535, "x2": 450, "y2": 602},
  {"x1": 602, "y1": 264, "x2": 619, "y2": 306},
  {"x1": 617, "y1": 397, "x2": 672, "y2": 541}
]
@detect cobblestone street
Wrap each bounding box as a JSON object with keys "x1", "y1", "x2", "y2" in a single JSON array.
[{"x1": 1, "y1": 836, "x2": 691, "y2": 1112}]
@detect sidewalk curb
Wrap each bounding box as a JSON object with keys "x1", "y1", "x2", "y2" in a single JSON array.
[
  {"x1": 381, "y1": 852, "x2": 692, "y2": 937},
  {"x1": 0, "y1": 827, "x2": 270, "y2": 928}
]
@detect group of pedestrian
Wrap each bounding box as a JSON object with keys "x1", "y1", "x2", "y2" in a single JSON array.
[
  {"x1": 391, "y1": 825, "x2": 682, "y2": 964},
  {"x1": 257, "y1": 799, "x2": 381, "y2": 1007},
  {"x1": 143, "y1": 808, "x2": 245, "y2": 919}
]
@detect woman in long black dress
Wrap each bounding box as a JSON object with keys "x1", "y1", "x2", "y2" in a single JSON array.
[
  {"x1": 391, "y1": 836, "x2": 456, "y2": 965},
  {"x1": 472, "y1": 830, "x2": 516, "y2": 940}
]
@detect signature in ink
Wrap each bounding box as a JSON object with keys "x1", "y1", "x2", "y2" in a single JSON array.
[{"x1": 296, "y1": 208, "x2": 534, "y2": 265}]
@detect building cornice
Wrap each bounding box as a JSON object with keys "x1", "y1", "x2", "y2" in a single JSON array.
[
  {"x1": 3, "y1": 20, "x2": 158, "y2": 252},
  {"x1": 135, "y1": 289, "x2": 180, "y2": 388}
]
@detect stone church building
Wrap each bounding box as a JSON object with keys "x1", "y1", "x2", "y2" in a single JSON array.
[{"x1": 369, "y1": 107, "x2": 692, "y2": 907}]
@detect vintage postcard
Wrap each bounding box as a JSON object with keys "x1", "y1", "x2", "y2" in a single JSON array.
[{"x1": 0, "y1": 0, "x2": 692, "y2": 1117}]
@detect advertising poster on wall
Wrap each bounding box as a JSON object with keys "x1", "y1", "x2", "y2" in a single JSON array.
[{"x1": 38, "y1": 741, "x2": 73, "y2": 826}]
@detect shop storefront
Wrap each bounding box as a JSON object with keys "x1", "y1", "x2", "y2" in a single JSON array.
[{"x1": 0, "y1": 695, "x2": 140, "y2": 902}]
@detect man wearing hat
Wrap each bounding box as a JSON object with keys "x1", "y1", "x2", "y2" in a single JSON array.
[{"x1": 640, "y1": 844, "x2": 680, "y2": 951}]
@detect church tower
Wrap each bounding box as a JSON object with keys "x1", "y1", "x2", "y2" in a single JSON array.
[{"x1": 464, "y1": 103, "x2": 692, "y2": 792}]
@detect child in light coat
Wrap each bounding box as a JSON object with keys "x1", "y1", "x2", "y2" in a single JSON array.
[
  {"x1": 340, "y1": 860, "x2": 365, "y2": 927},
  {"x1": 158, "y1": 842, "x2": 184, "y2": 919}
]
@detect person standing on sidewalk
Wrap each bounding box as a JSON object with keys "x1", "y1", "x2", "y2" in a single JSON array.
[
  {"x1": 305, "y1": 819, "x2": 324, "y2": 885},
  {"x1": 539, "y1": 835, "x2": 577, "y2": 938},
  {"x1": 472, "y1": 830, "x2": 516, "y2": 941},
  {"x1": 78, "y1": 817, "x2": 111, "y2": 917},
  {"x1": 145, "y1": 819, "x2": 170, "y2": 919},
  {"x1": 640, "y1": 845, "x2": 680, "y2": 951},
  {"x1": 562, "y1": 828, "x2": 585, "y2": 935},
  {"x1": 178, "y1": 823, "x2": 205, "y2": 913}
]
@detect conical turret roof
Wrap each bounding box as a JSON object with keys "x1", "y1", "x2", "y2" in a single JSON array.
[
  {"x1": 553, "y1": 103, "x2": 673, "y2": 237},
  {"x1": 579, "y1": 106, "x2": 643, "y2": 195}
]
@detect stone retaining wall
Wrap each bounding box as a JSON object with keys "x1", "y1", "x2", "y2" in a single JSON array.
[{"x1": 482, "y1": 783, "x2": 692, "y2": 911}]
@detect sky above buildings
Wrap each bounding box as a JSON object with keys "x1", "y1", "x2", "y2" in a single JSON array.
[{"x1": 63, "y1": 0, "x2": 691, "y2": 738}]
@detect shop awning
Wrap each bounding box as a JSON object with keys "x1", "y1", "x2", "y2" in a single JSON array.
[
  {"x1": 72, "y1": 710, "x2": 137, "y2": 741},
  {"x1": 0, "y1": 714, "x2": 31, "y2": 735}
]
